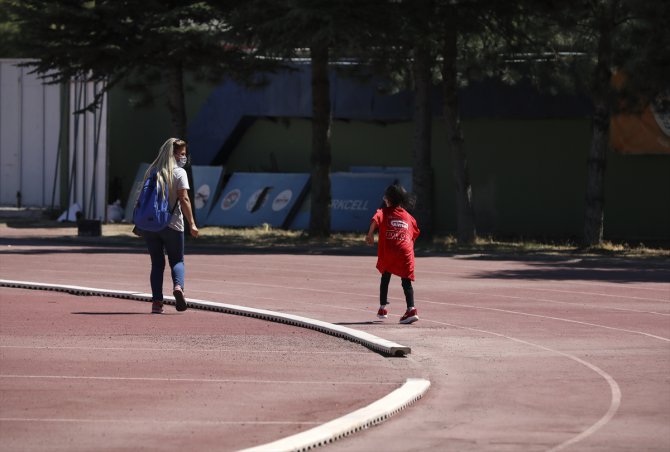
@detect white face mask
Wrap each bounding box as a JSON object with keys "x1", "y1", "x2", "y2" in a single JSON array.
[{"x1": 176, "y1": 156, "x2": 187, "y2": 168}]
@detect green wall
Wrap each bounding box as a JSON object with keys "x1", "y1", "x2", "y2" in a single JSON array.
[
  {"x1": 107, "y1": 80, "x2": 214, "y2": 205},
  {"x1": 108, "y1": 86, "x2": 670, "y2": 241},
  {"x1": 224, "y1": 117, "x2": 669, "y2": 240}
]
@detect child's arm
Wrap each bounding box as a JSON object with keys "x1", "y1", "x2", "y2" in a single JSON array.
[{"x1": 365, "y1": 221, "x2": 377, "y2": 246}]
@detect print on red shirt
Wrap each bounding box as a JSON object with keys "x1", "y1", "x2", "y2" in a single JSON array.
[{"x1": 372, "y1": 206, "x2": 420, "y2": 280}]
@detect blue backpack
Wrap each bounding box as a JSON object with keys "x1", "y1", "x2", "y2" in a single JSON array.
[{"x1": 132, "y1": 171, "x2": 179, "y2": 232}]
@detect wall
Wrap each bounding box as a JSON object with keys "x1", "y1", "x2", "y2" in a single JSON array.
[
  {"x1": 0, "y1": 59, "x2": 110, "y2": 220},
  {"x1": 106, "y1": 78, "x2": 214, "y2": 205},
  {"x1": 0, "y1": 59, "x2": 61, "y2": 208},
  {"x1": 107, "y1": 82, "x2": 669, "y2": 241},
  {"x1": 223, "y1": 117, "x2": 670, "y2": 241}
]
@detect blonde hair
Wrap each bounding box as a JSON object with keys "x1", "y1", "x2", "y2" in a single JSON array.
[{"x1": 142, "y1": 138, "x2": 188, "y2": 205}]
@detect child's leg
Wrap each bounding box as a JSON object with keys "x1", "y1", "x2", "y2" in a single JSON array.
[
  {"x1": 401, "y1": 278, "x2": 414, "y2": 309},
  {"x1": 380, "y1": 272, "x2": 392, "y2": 305}
]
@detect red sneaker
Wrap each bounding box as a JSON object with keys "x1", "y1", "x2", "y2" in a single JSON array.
[
  {"x1": 399, "y1": 308, "x2": 419, "y2": 324},
  {"x1": 377, "y1": 306, "x2": 388, "y2": 319}
]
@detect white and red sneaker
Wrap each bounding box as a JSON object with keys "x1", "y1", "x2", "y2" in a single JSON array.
[
  {"x1": 377, "y1": 306, "x2": 388, "y2": 319},
  {"x1": 399, "y1": 307, "x2": 419, "y2": 324},
  {"x1": 151, "y1": 301, "x2": 164, "y2": 314}
]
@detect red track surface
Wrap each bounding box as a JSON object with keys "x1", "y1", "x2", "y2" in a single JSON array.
[{"x1": 1, "y1": 227, "x2": 669, "y2": 451}]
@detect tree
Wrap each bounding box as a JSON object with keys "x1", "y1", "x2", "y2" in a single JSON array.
[
  {"x1": 407, "y1": 0, "x2": 436, "y2": 241},
  {"x1": 0, "y1": 0, "x2": 21, "y2": 57},
  {"x1": 230, "y1": 0, "x2": 387, "y2": 238},
  {"x1": 7, "y1": 0, "x2": 253, "y2": 138},
  {"x1": 439, "y1": 1, "x2": 476, "y2": 244},
  {"x1": 8, "y1": 0, "x2": 271, "y2": 226},
  {"x1": 362, "y1": 1, "x2": 542, "y2": 244},
  {"x1": 524, "y1": 0, "x2": 670, "y2": 246},
  {"x1": 355, "y1": 0, "x2": 441, "y2": 241}
]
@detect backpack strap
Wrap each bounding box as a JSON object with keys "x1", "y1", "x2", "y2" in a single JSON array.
[{"x1": 170, "y1": 199, "x2": 180, "y2": 214}]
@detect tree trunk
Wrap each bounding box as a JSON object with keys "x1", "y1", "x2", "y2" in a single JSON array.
[
  {"x1": 309, "y1": 42, "x2": 332, "y2": 238},
  {"x1": 583, "y1": 4, "x2": 614, "y2": 247},
  {"x1": 412, "y1": 39, "x2": 434, "y2": 241},
  {"x1": 443, "y1": 6, "x2": 476, "y2": 244},
  {"x1": 166, "y1": 63, "x2": 196, "y2": 225},
  {"x1": 166, "y1": 63, "x2": 187, "y2": 138}
]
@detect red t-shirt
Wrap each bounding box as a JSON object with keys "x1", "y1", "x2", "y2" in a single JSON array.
[{"x1": 372, "y1": 206, "x2": 420, "y2": 280}]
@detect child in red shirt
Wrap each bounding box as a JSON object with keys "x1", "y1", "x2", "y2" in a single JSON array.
[{"x1": 366, "y1": 184, "x2": 420, "y2": 324}]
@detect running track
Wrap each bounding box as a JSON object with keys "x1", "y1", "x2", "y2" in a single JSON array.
[{"x1": 1, "y1": 230, "x2": 669, "y2": 451}]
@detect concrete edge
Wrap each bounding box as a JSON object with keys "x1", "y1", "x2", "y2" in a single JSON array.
[
  {"x1": 238, "y1": 378, "x2": 431, "y2": 452},
  {"x1": 1, "y1": 278, "x2": 428, "y2": 450},
  {"x1": 0, "y1": 279, "x2": 411, "y2": 358}
]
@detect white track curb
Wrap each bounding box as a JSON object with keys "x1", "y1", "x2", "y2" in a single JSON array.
[
  {"x1": 0, "y1": 279, "x2": 410, "y2": 356},
  {"x1": 1, "y1": 279, "x2": 430, "y2": 451},
  {"x1": 239, "y1": 378, "x2": 431, "y2": 452}
]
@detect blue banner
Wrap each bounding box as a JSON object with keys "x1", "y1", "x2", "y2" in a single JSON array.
[
  {"x1": 191, "y1": 165, "x2": 224, "y2": 223},
  {"x1": 290, "y1": 172, "x2": 399, "y2": 232},
  {"x1": 349, "y1": 166, "x2": 412, "y2": 191},
  {"x1": 206, "y1": 172, "x2": 310, "y2": 228}
]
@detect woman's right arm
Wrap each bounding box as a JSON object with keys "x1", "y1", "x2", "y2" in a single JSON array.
[{"x1": 177, "y1": 188, "x2": 199, "y2": 238}]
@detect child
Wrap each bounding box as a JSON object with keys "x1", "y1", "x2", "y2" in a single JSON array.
[{"x1": 365, "y1": 184, "x2": 420, "y2": 324}]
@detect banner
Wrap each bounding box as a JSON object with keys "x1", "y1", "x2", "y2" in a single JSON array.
[
  {"x1": 610, "y1": 96, "x2": 670, "y2": 154},
  {"x1": 191, "y1": 165, "x2": 225, "y2": 222},
  {"x1": 206, "y1": 172, "x2": 309, "y2": 228},
  {"x1": 290, "y1": 172, "x2": 399, "y2": 232},
  {"x1": 610, "y1": 72, "x2": 669, "y2": 155}
]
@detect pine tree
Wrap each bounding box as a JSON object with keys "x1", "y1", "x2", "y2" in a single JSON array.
[
  {"x1": 521, "y1": 0, "x2": 670, "y2": 246},
  {"x1": 7, "y1": 0, "x2": 255, "y2": 137},
  {"x1": 230, "y1": 0, "x2": 387, "y2": 238}
]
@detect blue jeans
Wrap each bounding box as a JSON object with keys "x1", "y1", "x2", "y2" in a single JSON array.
[{"x1": 143, "y1": 227, "x2": 185, "y2": 301}]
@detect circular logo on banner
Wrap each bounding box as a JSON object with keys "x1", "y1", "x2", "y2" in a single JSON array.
[
  {"x1": 272, "y1": 189, "x2": 293, "y2": 211},
  {"x1": 221, "y1": 189, "x2": 241, "y2": 210},
  {"x1": 246, "y1": 189, "x2": 265, "y2": 212},
  {"x1": 194, "y1": 184, "x2": 210, "y2": 209}
]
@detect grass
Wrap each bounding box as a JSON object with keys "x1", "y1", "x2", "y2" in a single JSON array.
[
  {"x1": 108, "y1": 223, "x2": 668, "y2": 258},
  {"x1": 429, "y1": 235, "x2": 669, "y2": 258},
  {"x1": 2, "y1": 209, "x2": 668, "y2": 259}
]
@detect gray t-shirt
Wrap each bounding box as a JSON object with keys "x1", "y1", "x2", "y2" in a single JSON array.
[{"x1": 168, "y1": 167, "x2": 190, "y2": 232}]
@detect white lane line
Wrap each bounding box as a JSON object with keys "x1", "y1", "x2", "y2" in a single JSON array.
[
  {"x1": 416, "y1": 297, "x2": 670, "y2": 343},
  {"x1": 513, "y1": 286, "x2": 670, "y2": 303},
  {"x1": 0, "y1": 418, "x2": 319, "y2": 426},
  {"x1": 423, "y1": 317, "x2": 622, "y2": 452},
  {"x1": 0, "y1": 345, "x2": 369, "y2": 355},
  {"x1": 0, "y1": 374, "x2": 396, "y2": 385},
  {"x1": 436, "y1": 288, "x2": 670, "y2": 316},
  {"x1": 190, "y1": 281, "x2": 670, "y2": 342},
  {"x1": 207, "y1": 280, "x2": 670, "y2": 317},
  {"x1": 540, "y1": 279, "x2": 670, "y2": 293},
  {"x1": 224, "y1": 258, "x2": 670, "y2": 296}
]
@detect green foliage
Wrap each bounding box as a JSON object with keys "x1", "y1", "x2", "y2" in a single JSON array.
[
  {"x1": 230, "y1": 0, "x2": 389, "y2": 59},
  {"x1": 502, "y1": 0, "x2": 669, "y2": 111},
  {"x1": 0, "y1": 0, "x2": 21, "y2": 57},
  {"x1": 5, "y1": 0, "x2": 261, "y2": 110}
]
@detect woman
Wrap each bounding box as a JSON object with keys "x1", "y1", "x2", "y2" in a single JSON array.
[{"x1": 140, "y1": 138, "x2": 198, "y2": 314}]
